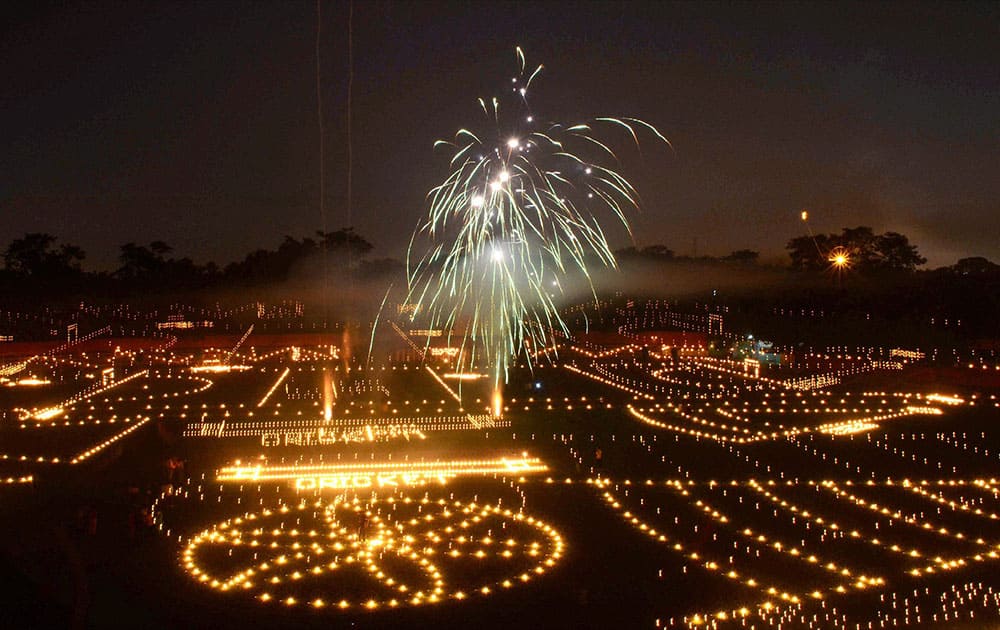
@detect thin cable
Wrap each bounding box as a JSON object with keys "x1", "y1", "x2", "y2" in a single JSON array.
[
  {"x1": 346, "y1": 0, "x2": 354, "y2": 288},
  {"x1": 347, "y1": 0, "x2": 353, "y2": 232},
  {"x1": 317, "y1": 0, "x2": 328, "y2": 319}
]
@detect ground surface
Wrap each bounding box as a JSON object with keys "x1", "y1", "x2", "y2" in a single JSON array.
[{"x1": 1, "y1": 336, "x2": 999, "y2": 629}]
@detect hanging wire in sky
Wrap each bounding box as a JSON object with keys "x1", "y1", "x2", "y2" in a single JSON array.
[
  {"x1": 346, "y1": 0, "x2": 355, "y2": 284},
  {"x1": 316, "y1": 0, "x2": 329, "y2": 319}
]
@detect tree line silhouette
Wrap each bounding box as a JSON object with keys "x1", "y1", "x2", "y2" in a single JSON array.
[
  {"x1": 0, "y1": 228, "x2": 404, "y2": 299},
  {"x1": 2, "y1": 225, "x2": 997, "y2": 300},
  {"x1": 1, "y1": 226, "x2": 998, "y2": 345},
  {"x1": 617, "y1": 225, "x2": 998, "y2": 277}
]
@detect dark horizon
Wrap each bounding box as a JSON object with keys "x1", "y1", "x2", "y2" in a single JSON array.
[{"x1": 3, "y1": 1, "x2": 998, "y2": 270}]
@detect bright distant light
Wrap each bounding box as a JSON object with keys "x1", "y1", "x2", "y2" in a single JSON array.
[
  {"x1": 490, "y1": 181, "x2": 502, "y2": 192},
  {"x1": 9, "y1": 377, "x2": 50, "y2": 387},
  {"x1": 471, "y1": 195, "x2": 485, "y2": 207},
  {"x1": 442, "y1": 372, "x2": 487, "y2": 381},
  {"x1": 585, "y1": 167, "x2": 592, "y2": 174},
  {"x1": 526, "y1": 116, "x2": 533, "y2": 122},
  {"x1": 491, "y1": 247, "x2": 504, "y2": 263},
  {"x1": 801, "y1": 210, "x2": 809, "y2": 221},
  {"x1": 498, "y1": 170, "x2": 510, "y2": 182},
  {"x1": 507, "y1": 138, "x2": 519, "y2": 149},
  {"x1": 828, "y1": 247, "x2": 850, "y2": 269},
  {"x1": 33, "y1": 406, "x2": 64, "y2": 421}
]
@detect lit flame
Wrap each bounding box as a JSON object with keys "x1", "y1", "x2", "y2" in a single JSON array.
[
  {"x1": 492, "y1": 388, "x2": 503, "y2": 418},
  {"x1": 323, "y1": 369, "x2": 335, "y2": 421},
  {"x1": 33, "y1": 406, "x2": 65, "y2": 421}
]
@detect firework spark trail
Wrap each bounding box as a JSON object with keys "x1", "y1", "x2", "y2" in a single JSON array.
[{"x1": 405, "y1": 48, "x2": 667, "y2": 411}]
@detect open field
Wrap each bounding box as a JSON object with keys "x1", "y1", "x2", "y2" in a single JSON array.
[{"x1": 1, "y1": 328, "x2": 999, "y2": 629}]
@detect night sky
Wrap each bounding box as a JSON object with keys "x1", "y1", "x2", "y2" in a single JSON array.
[{"x1": 2, "y1": 1, "x2": 998, "y2": 271}]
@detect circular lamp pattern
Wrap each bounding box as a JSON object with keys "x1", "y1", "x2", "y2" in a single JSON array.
[{"x1": 181, "y1": 492, "x2": 564, "y2": 610}]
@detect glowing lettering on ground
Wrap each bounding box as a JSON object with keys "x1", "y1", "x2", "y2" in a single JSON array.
[
  {"x1": 925, "y1": 393, "x2": 964, "y2": 406},
  {"x1": 217, "y1": 456, "x2": 547, "y2": 485},
  {"x1": 408, "y1": 329, "x2": 443, "y2": 337},
  {"x1": 293, "y1": 472, "x2": 450, "y2": 490},
  {"x1": 157, "y1": 320, "x2": 214, "y2": 330},
  {"x1": 184, "y1": 415, "x2": 506, "y2": 440},
  {"x1": 190, "y1": 363, "x2": 251, "y2": 373},
  {"x1": 259, "y1": 424, "x2": 426, "y2": 447},
  {"x1": 890, "y1": 348, "x2": 925, "y2": 360}
]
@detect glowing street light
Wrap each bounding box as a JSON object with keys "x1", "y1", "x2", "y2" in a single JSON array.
[
  {"x1": 828, "y1": 246, "x2": 850, "y2": 288},
  {"x1": 828, "y1": 245, "x2": 850, "y2": 270}
]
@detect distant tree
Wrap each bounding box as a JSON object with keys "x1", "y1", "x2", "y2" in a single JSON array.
[
  {"x1": 117, "y1": 241, "x2": 215, "y2": 289},
  {"x1": 951, "y1": 256, "x2": 1000, "y2": 276},
  {"x1": 840, "y1": 227, "x2": 879, "y2": 269},
  {"x1": 787, "y1": 227, "x2": 925, "y2": 273},
  {"x1": 615, "y1": 245, "x2": 675, "y2": 261},
  {"x1": 640, "y1": 244, "x2": 674, "y2": 259},
  {"x1": 872, "y1": 232, "x2": 925, "y2": 271},
  {"x1": 3, "y1": 233, "x2": 86, "y2": 277},
  {"x1": 222, "y1": 229, "x2": 372, "y2": 285},
  {"x1": 724, "y1": 249, "x2": 760, "y2": 264},
  {"x1": 0, "y1": 228, "x2": 383, "y2": 298},
  {"x1": 117, "y1": 242, "x2": 165, "y2": 280},
  {"x1": 224, "y1": 236, "x2": 316, "y2": 284},
  {"x1": 786, "y1": 234, "x2": 831, "y2": 270},
  {"x1": 317, "y1": 228, "x2": 373, "y2": 268},
  {"x1": 150, "y1": 241, "x2": 173, "y2": 258}
]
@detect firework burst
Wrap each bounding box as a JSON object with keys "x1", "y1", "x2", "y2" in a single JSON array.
[{"x1": 405, "y1": 48, "x2": 667, "y2": 412}]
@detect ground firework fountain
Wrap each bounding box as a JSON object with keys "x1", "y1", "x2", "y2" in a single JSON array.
[{"x1": 405, "y1": 47, "x2": 667, "y2": 414}]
